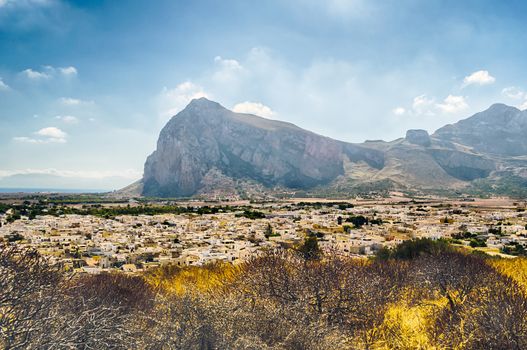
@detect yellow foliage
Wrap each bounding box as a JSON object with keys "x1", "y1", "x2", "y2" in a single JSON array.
[
  {"x1": 375, "y1": 295, "x2": 447, "y2": 350},
  {"x1": 491, "y1": 257, "x2": 527, "y2": 294},
  {"x1": 145, "y1": 262, "x2": 239, "y2": 295}
]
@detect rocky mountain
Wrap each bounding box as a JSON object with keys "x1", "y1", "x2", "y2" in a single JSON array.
[
  {"x1": 434, "y1": 103, "x2": 527, "y2": 156},
  {"x1": 137, "y1": 99, "x2": 527, "y2": 198},
  {"x1": 142, "y1": 98, "x2": 383, "y2": 197}
]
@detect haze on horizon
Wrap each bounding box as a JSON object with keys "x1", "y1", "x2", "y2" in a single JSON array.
[{"x1": 1, "y1": 0, "x2": 527, "y2": 190}]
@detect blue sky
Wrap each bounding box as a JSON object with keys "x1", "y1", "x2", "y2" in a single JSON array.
[{"x1": 1, "y1": 0, "x2": 527, "y2": 189}]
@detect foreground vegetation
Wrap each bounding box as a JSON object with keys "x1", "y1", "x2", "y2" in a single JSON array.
[{"x1": 1, "y1": 239, "x2": 527, "y2": 349}]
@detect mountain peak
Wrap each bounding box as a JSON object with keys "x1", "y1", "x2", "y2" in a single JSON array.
[
  {"x1": 433, "y1": 102, "x2": 527, "y2": 156},
  {"x1": 187, "y1": 97, "x2": 224, "y2": 109},
  {"x1": 487, "y1": 103, "x2": 519, "y2": 113}
]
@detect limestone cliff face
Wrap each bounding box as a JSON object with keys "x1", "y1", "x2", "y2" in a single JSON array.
[{"x1": 142, "y1": 98, "x2": 383, "y2": 197}]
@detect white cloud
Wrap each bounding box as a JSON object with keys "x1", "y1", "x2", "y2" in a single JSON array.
[
  {"x1": 463, "y1": 70, "x2": 495, "y2": 87},
  {"x1": 413, "y1": 95, "x2": 433, "y2": 109},
  {"x1": 58, "y1": 97, "x2": 92, "y2": 106},
  {"x1": 13, "y1": 137, "x2": 42, "y2": 144},
  {"x1": 15, "y1": 126, "x2": 68, "y2": 144},
  {"x1": 502, "y1": 86, "x2": 525, "y2": 100},
  {"x1": 58, "y1": 97, "x2": 81, "y2": 105},
  {"x1": 158, "y1": 81, "x2": 209, "y2": 119},
  {"x1": 501, "y1": 87, "x2": 527, "y2": 109},
  {"x1": 22, "y1": 68, "x2": 50, "y2": 80},
  {"x1": 212, "y1": 56, "x2": 247, "y2": 86},
  {"x1": 412, "y1": 94, "x2": 435, "y2": 115},
  {"x1": 436, "y1": 95, "x2": 468, "y2": 113},
  {"x1": 392, "y1": 107, "x2": 405, "y2": 116},
  {"x1": 403, "y1": 94, "x2": 468, "y2": 116},
  {"x1": 214, "y1": 56, "x2": 243, "y2": 70},
  {"x1": 58, "y1": 66, "x2": 77, "y2": 76},
  {"x1": 55, "y1": 115, "x2": 78, "y2": 124},
  {"x1": 0, "y1": 77, "x2": 9, "y2": 91},
  {"x1": 21, "y1": 66, "x2": 78, "y2": 80},
  {"x1": 35, "y1": 126, "x2": 67, "y2": 139},
  {"x1": 233, "y1": 101, "x2": 275, "y2": 118}
]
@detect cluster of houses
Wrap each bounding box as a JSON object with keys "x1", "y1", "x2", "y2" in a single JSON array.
[{"x1": 1, "y1": 200, "x2": 526, "y2": 273}]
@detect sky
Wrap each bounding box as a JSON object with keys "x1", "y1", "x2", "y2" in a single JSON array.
[{"x1": 1, "y1": 0, "x2": 527, "y2": 190}]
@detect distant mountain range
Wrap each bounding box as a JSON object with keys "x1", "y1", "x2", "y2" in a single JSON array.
[
  {"x1": 0, "y1": 173, "x2": 133, "y2": 192},
  {"x1": 127, "y1": 98, "x2": 527, "y2": 198}
]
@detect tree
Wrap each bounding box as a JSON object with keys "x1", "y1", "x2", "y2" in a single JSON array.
[
  {"x1": 440, "y1": 216, "x2": 453, "y2": 224},
  {"x1": 376, "y1": 238, "x2": 450, "y2": 260},
  {"x1": 469, "y1": 238, "x2": 487, "y2": 248},
  {"x1": 0, "y1": 245, "x2": 148, "y2": 349},
  {"x1": 346, "y1": 215, "x2": 368, "y2": 228},
  {"x1": 298, "y1": 235, "x2": 322, "y2": 260},
  {"x1": 264, "y1": 223, "x2": 273, "y2": 239},
  {"x1": 0, "y1": 246, "x2": 63, "y2": 349}
]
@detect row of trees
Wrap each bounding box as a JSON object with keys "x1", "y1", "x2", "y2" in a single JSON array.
[
  {"x1": 0, "y1": 202, "x2": 263, "y2": 221},
  {"x1": 1, "y1": 240, "x2": 527, "y2": 349}
]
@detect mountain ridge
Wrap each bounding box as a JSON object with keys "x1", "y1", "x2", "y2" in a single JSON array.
[{"x1": 135, "y1": 98, "x2": 527, "y2": 198}]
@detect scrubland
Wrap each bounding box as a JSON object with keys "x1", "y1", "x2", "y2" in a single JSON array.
[{"x1": 1, "y1": 239, "x2": 527, "y2": 349}]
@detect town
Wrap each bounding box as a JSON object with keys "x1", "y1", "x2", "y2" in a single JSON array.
[{"x1": 1, "y1": 195, "x2": 526, "y2": 273}]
